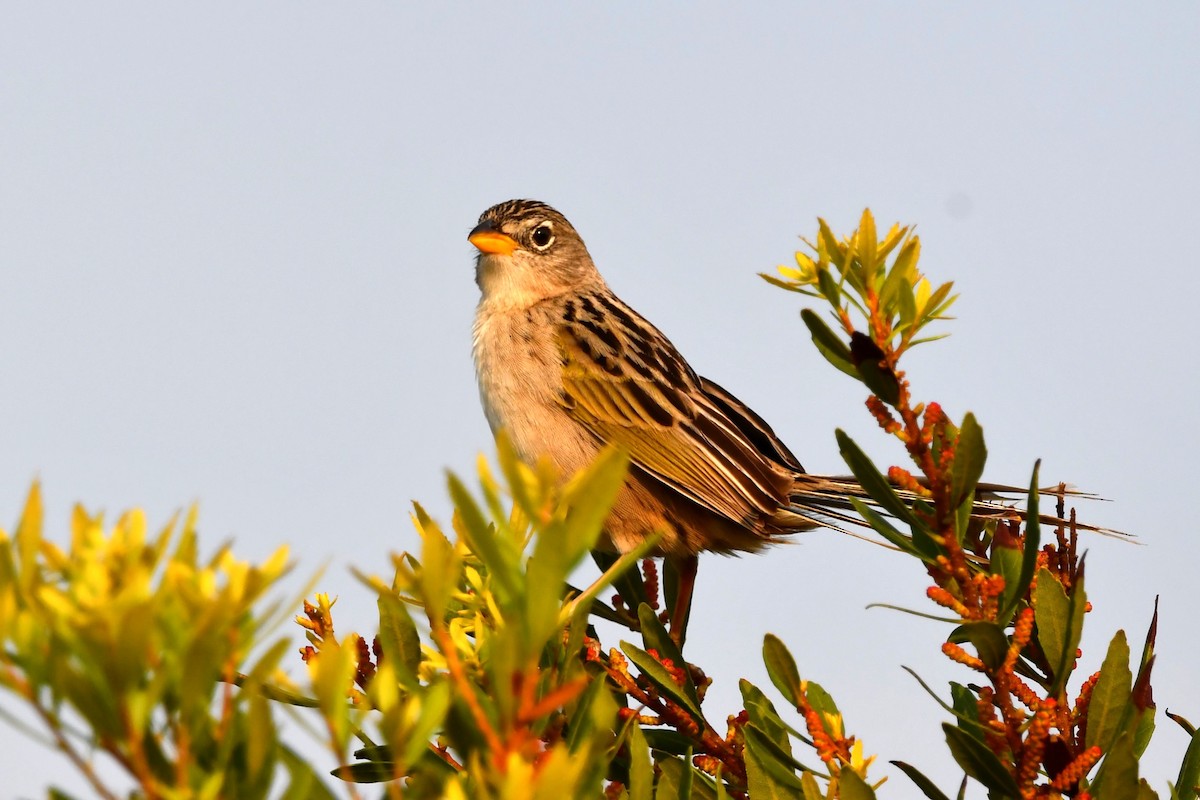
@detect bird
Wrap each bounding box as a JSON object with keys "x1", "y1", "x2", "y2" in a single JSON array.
[{"x1": 466, "y1": 199, "x2": 1097, "y2": 641}]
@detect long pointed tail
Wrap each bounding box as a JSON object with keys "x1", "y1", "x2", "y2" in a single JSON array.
[{"x1": 785, "y1": 473, "x2": 1128, "y2": 540}]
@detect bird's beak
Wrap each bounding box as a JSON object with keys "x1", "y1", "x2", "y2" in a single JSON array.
[{"x1": 468, "y1": 222, "x2": 519, "y2": 256}]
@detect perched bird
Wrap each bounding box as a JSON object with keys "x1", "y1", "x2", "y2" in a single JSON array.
[{"x1": 467, "y1": 199, "x2": 1089, "y2": 638}]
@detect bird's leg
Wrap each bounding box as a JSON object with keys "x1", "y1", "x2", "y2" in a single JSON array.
[{"x1": 664, "y1": 555, "x2": 698, "y2": 648}]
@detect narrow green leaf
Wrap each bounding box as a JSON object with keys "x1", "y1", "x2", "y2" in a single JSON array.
[
  {"x1": 638, "y1": 603, "x2": 700, "y2": 713},
  {"x1": 1087, "y1": 630, "x2": 1133, "y2": 752},
  {"x1": 744, "y1": 726, "x2": 806, "y2": 797},
  {"x1": 942, "y1": 723, "x2": 1021, "y2": 797},
  {"x1": 999, "y1": 462, "x2": 1042, "y2": 625},
  {"x1": 990, "y1": 542, "x2": 1022, "y2": 624},
  {"x1": 566, "y1": 675, "x2": 615, "y2": 754},
  {"x1": 799, "y1": 682, "x2": 841, "y2": 737},
  {"x1": 762, "y1": 634, "x2": 802, "y2": 709},
  {"x1": 331, "y1": 762, "x2": 397, "y2": 783},
  {"x1": 15, "y1": 482, "x2": 43, "y2": 593},
  {"x1": 839, "y1": 768, "x2": 877, "y2": 800},
  {"x1": 557, "y1": 446, "x2": 628, "y2": 563},
  {"x1": 446, "y1": 473, "x2": 519, "y2": 601},
  {"x1": 655, "y1": 756, "x2": 719, "y2": 800},
  {"x1": 815, "y1": 264, "x2": 843, "y2": 308},
  {"x1": 855, "y1": 357, "x2": 901, "y2": 406},
  {"x1": 376, "y1": 593, "x2": 421, "y2": 688},
  {"x1": 1134, "y1": 705, "x2": 1156, "y2": 759},
  {"x1": 1175, "y1": 725, "x2": 1200, "y2": 800},
  {"x1": 856, "y1": 208, "x2": 879, "y2": 277},
  {"x1": 846, "y1": 497, "x2": 922, "y2": 558},
  {"x1": 569, "y1": 535, "x2": 659, "y2": 627},
  {"x1": 744, "y1": 724, "x2": 812, "y2": 780},
  {"x1": 641, "y1": 729, "x2": 693, "y2": 755},
  {"x1": 950, "y1": 413, "x2": 986, "y2": 510},
  {"x1": 1033, "y1": 566, "x2": 1086, "y2": 695},
  {"x1": 950, "y1": 683, "x2": 987, "y2": 740},
  {"x1": 800, "y1": 771, "x2": 823, "y2": 800},
  {"x1": 878, "y1": 256, "x2": 913, "y2": 313},
  {"x1": 1093, "y1": 731, "x2": 1141, "y2": 800},
  {"x1": 836, "y1": 430, "x2": 920, "y2": 528},
  {"x1": 279, "y1": 745, "x2": 338, "y2": 799},
  {"x1": 800, "y1": 309, "x2": 858, "y2": 379},
  {"x1": 626, "y1": 721, "x2": 653, "y2": 800},
  {"x1": 401, "y1": 680, "x2": 452, "y2": 768},
  {"x1": 417, "y1": 517, "x2": 459, "y2": 624},
  {"x1": 740, "y1": 680, "x2": 807, "y2": 750},
  {"x1": 620, "y1": 641, "x2": 703, "y2": 726},
  {"x1": 591, "y1": 550, "x2": 650, "y2": 614},
  {"x1": 891, "y1": 761, "x2": 953, "y2": 800}
]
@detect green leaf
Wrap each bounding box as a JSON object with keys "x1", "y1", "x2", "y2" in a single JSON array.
[
  {"x1": 799, "y1": 309, "x2": 858, "y2": 379},
  {"x1": 839, "y1": 768, "x2": 878, "y2": 800},
  {"x1": 999, "y1": 462, "x2": 1042, "y2": 625},
  {"x1": 1087, "y1": 630, "x2": 1133, "y2": 752},
  {"x1": 626, "y1": 720, "x2": 653, "y2": 800},
  {"x1": 591, "y1": 550, "x2": 650, "y2": 615},
  {"x1": 401, "y1": 680, "x2": 451, "y2": 768},
  {"x1": 1033, "y1": 566, "x2": 1086, "y2": 696},
  {"x1": 950, "y1": 413, "x2": 986, "y2": 511},
  {"x1": 740, "y1": 680, "x2": 806, "y2": 752},
  {"x1": 416, "y1": 513, "x2": 459, "y2": 624},
  {"x1": 331, "y1": 762, "x2": 397, "y2": 783},
  {"x1": 846, "y1": 497, "x2": 920, "y2": 557},
  {"x1": 744, "y1": 724, "x2": 811, "y2": 782},
  {"x1": 949, "y1": 682, "x2": 990, "y2": 740},
  {"x1": 891, "y1": 761, "x2": 953, "y2": 800},
  {"x1": 1175, "y1": 725, "x2": 1200, "y2": 800},
  {"x1": 655, "y1": 756, "x2": 719, "y2": 800},
  {"x1": 949, "y1": 622, "x2": 1008, "y2": 671},
  {"x1": 815, "y1": 263, "x2": 843, "y2": 308},
  {"x1": 566, "y1": 675, "x2": 617, "y2": 754},
  {"x1": 376, "y1": 592, "x2": 422, "y2": 688},
  {"x1": 744, "y1": 726, "x2": 806, "y2": 797},
  {"x1": 279, "y1": 745, "x2": 338, "y2": 799},
  {"x1": 15, "y1": 482, "x2": 43, "y2": 593},
  {"x1": 446, "y1": 473, "x2": 519, "y2": 602},
  {"x1": 879, "y1": 254, "x2": 913, "y2": 313},
  {"x1": 641, "y1": 729, "x2": 693, "y2": 756},
  {"x1": 989, "y1": 541, "x2": 1022, "y2": 625},
  {"x1": 802, "y1": 681, "x2": 840, "y2": 726},
  {"x1": 835, "y1": 430, "x2": 920, "y2": 528},
  {"x1": 856, "y1": 208, "x2": 879, "y2": 277},
  {"x1": 619, "y1": 641, "x2": 703, "y2": 726},
  {"x1": 557, "y1": 446, "x2": 628, "y2": 564},
  {"x1": 800, "y1": 771, "x2": 824, "y2": 800},
  {"x1": 762, "y1": 634, "x2": 802, "y2": 709},
  {"x1": 1093, "y1": 731, "x2": 1141, "y2": 800},
  {"x1": 942, "y1": 723, "x2": 1021, "y2": 797},
  {"x1": 637, "y1": 603, "x2": 700, "y2": 714},
  {"x1": 849, "y1": 332, "x2": 900, "y2": 405}
]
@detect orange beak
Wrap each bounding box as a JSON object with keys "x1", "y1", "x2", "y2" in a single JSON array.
[{"x1": 468, "y1": 222, "x2": 519, "y2": 256}]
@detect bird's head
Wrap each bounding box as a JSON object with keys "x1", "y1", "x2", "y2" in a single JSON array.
[{"x1": 469, "y1": 199, "x2": 602, "y2": 307}]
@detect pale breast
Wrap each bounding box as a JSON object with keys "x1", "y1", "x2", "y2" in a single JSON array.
[{"x1": 472, "y1": 300, "x2": 603, "y2": 476}]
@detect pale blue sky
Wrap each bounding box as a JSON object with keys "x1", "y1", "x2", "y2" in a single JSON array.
[{"x1": 2, "y1": 4, "x2": 1197, "y2": 797}]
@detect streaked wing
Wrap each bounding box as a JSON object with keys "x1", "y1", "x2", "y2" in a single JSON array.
[{"x1": 555, "y1": 291, "x2": 792, "y2": 528}]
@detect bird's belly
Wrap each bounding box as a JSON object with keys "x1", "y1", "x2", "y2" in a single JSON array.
[{"x1": 473, "y1": 307, "x2": 601, "y2": 477}]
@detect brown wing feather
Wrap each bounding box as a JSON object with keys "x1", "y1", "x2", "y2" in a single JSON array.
[{"x1": 556, "y1": 291, "x2": 793, "y2": 529}]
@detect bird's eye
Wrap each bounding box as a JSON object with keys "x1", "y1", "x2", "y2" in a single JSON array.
[{"x1": 530, "y1": 223, "x2": 555, "y2": 250}]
